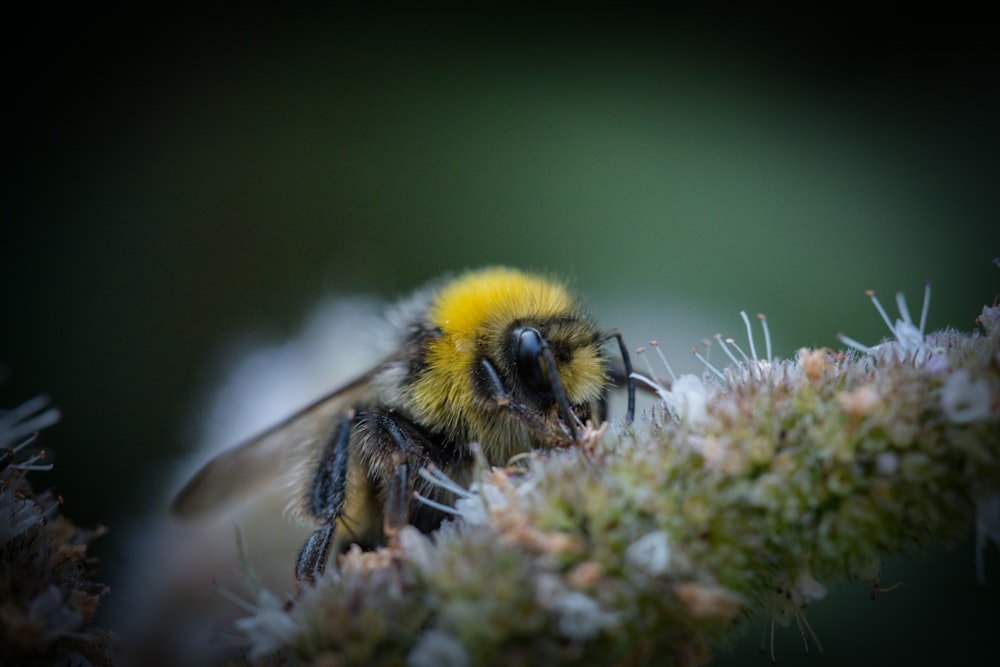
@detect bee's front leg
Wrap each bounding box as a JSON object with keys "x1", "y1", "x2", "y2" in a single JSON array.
[
  {"x1": 295, "y1": 413, "x2": 353, "y2": 590},
  {"x1": 476, "y1": 357, "x2": 577, "y2": 446}
]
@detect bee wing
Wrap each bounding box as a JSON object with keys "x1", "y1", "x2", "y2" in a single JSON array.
[{"x1": 170, "y1": 373, "x2": 377, "y2": 517}]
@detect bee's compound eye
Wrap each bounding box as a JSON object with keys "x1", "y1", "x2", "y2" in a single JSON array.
[{"x1": 515, "y1": 327, "x2": 549, "y2": 393}]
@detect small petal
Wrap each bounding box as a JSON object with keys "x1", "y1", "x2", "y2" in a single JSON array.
[
  {"x1": 876, "y1": 453, "x2": 899, "y2": 476},
  {"x1": 537, "y1": 575, "x2": 620, "y2": 641},
  {"x1": 941, "y1": 369, "x2": 993, "y2": 423},
  {"x1": 408, "y1": 630, "x2": 469, "y2": 667},
  {"x1": 625, "y1": 531, "x2": 672, "y2": 577},
  {"x1": 664, "y1": 374, "x2": 709, "y2": 426},
  {"x1": 232, "y1": 589, "x2": 299, "y2": 661},
  {"x1": 554, "y1": 591, "x2": 620, "y2": 641},
  {"x1": 790, "y1": 571, "x2": 827, "y2": 607},
  {"x1": 398, "y1": 525, "x2": 435, "y2": 571},
  {"x1": 454, "y1": 482, "x2": 509, "y2": 525},
  {"x1": 977, "y1": 304, "x2": 1000, "y2": 338}
]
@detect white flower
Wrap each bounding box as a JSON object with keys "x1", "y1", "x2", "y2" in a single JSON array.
[
  {"x1": 789, "y1": 570, "x2": 827, "y2": 607},
  {"x1": 408, "y1": 629, "x2": 469, "y2": 667},
  {"x1": 398, "y1": 525, "x2": 435, "y2": 571},
  {"x1": 625, "y1": 530, "x2": 672, "y2": 577},
  {"x1": 453, "y1": 481, "x2": 510, "y2": 526},
  {"x1": 0, "y1": 394, "x2": 60, "y2": 449},
  {"x1": 978, "y1": 303, "x2": 1000, "y2": 340},
  {"x1": 636, "y1": 312, "x2": 776, "y2": 424},
  {"x1": 875, "y1": 452, "x2": 899, "y2": 476},
  {"x1": 941, "y1": 369, "x2": 993, "y2": 424},
  {"x1": 231, "y1": 589, "x2": 299, "y2": 661},
  {"x1": 554, "y1": 591, "x2": 620, "y2": 641},
  {"x1": 414, "y1": 463, "x2": 538, "y2": 527},
  {"x1": 922, "y1": 347, "x2": 951, "y2": 374},
  {"x1": 762, "y1": 571, "x2": 827, "y2": 663},
  {"x1": 28, "y1": 585, "x2": 83, "y2": 640},
  {"x1": 664, "y1": 375, "x2": 710, "y2": 426},
  {"x1": 536, "y1": 574, "x2": 620, "y2": 641},
  {"x1": 0, "y1": 395, "x2": 58, "y2": 473},
  {"x1": 692, "y1": 312, "x2": 776, "y2": 383},
  {"x1": 0, "y1": 489, "x2": 43, "y2": 543},
  {"x1": 630, "y1": 372, "x2": 710, "y2": 427},
  {"x1": 837, "y1": 283, "x2": 934, "y2": 361}
]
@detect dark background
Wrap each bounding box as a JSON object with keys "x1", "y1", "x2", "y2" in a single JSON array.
[{"x1": 3, "y1": 9, "x2": 997, "y2": 664}]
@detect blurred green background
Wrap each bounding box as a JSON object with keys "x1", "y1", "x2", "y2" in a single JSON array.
[{"x1": 3, "y1": 9, "x2": 997, "y2": 664}]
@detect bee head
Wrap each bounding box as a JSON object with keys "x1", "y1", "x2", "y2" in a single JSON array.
[
  {"x1": 511, "y1": 325, "x2": 561, "y2": 403},
  {"x1": 507, "y1": 322, "x2": 635, "y2": 439},
  {"x1": 415, "y1": 267, "x2": 635, "y2": 446}
]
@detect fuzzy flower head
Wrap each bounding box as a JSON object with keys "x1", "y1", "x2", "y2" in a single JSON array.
[
  {"x1": 0, "y1": 394, "x2": 59, "y2": 474},
  {"x1": 688, "y1": 311, "x2": 777, "y2": 386},
  {"x1": 225, "y1": 588, "x2": 299, "y2": 661},
  {"x1": 631, "y1": 311, "x2": 775, "y2": 428},
  {"x1": 836, "y1": 282, "x2": 950, "y2": 369},
  {"x1": 942, "y1": 369, "x2": 994, "y2": 424},
  {"x1": 535, "y1": 574, "x2": 621, "y2": 642},
  {"x1": 0, "y1": 395, "x2": 115, "y2": 666},
  {"x1": 211, "y1": 270, "x2": 1000, "y2": 667},
  {"x1": 628, "y1": 276, "x2": 999, "y2": 654},
  {"x1": 843, "y1": 283, "x2": 997, "y2": 427}
]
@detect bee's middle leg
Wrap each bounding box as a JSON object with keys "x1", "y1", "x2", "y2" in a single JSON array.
[
  {"x1": 364, "y1": 412, "x2": 432, "y2": 545},
  {"x1": 295, "y1": 413, "x2": 353, "y2": 589}
]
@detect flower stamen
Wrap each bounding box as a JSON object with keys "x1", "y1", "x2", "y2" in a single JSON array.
[
  {"x1": 0, "y1": 395, "x2": 60, "y2": 449},
  {"x1": 418, "y1": 465, "x2": 475, "y2": 499},
  {"x1": 714, "y1": 334, "x2": 743, "y2": 367},
  {"x1": 758, "y1": 314, "x2": 773, "y2": 362},
  {"x1": 740, "y1": 311, "x2": 759, "y2": 362},
  {"x1": 412, "y1": 491, "x2": 462, "y2": 515},
  {"x1": 692, "y1": 346, "x2": 725, "y2": 381},
  {"x1": 835, "y1": 332, "x2": 875, "y2": 355},
  {"x1": 649, "y1": 340, "x2": 677, "y2": 383},
  {"x1": 635, "y1": 347, "x2": 657, "y2": 382},
  {"x1": 1, "y1": 433, "x2": 54, "y2": 472},
  {"x1": 867, "y1": 290, "x2": 897, "y2": 335},
  {"x1": 919, "y1": 280, "x2": 931, "y2": 335},
  {"x1": 838, "y1": 283, "x2": 935, "y2": 357}
]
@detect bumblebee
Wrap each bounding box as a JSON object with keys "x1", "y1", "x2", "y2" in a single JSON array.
[{"x1": 171, "y1": 267, "x2": 635, "y2": 587}]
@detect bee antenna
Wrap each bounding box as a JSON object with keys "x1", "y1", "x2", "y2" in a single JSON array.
[{"x1": 603, "y1": 330, "x2": 635, "y2": 423}]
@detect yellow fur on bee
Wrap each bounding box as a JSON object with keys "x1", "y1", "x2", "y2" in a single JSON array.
[
  {"x1": 430, "y1": 267, "x2": 576, "y2": 338},
  {"x1": 410, "y1": 267, "x2": 604, "y2": 444}
]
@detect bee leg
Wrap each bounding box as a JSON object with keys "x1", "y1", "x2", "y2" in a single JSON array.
[
  {"x1": 477, "y1": 357, "x2": 572, "y2": 444},
  {"x1": 295, "y1": 413, "x2": 353, "y2": 589},
  {"x1": 383, "y1": 458, "x2": 410, "y2": 545},
  {"x1": 367, "y1": 413, "x2": 429, "y2": 546},
  {"x1": 295, "y1": 523, "x2": 335, "y2": 588},
  {"x1": 601, "y1": 329, "x2": 636, "y2": 423},
  {"x1": 595, "y1": 391, "x2": 609, "y2": 423}
]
